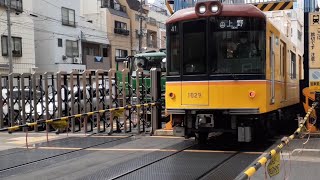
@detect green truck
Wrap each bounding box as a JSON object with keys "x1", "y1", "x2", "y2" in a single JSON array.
[{"x1": 115, "y1": 50, "x2": 167, "y2": 104}]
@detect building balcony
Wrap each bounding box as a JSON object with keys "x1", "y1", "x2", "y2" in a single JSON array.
[
  {"x1": 101, "y1": 0, "x2": 126, "y2": 13},
  {"x1": 0, "y1": 0, "x2": 23, "y2": 12},
  {"x1": 114, "y1": 28, "x2": 129, "y2": 36},
  {"x1": 147, "y1": 18, "x2": 157, "y2": 26}
]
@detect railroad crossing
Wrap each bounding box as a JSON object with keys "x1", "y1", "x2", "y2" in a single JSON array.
[{"x1": 1, "y1": 0, "x2": 320, "y2": 180}]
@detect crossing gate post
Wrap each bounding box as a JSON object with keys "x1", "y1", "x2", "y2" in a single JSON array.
[
  {"x1": 151, "y1": 68, "x2": 162, "y2": 135},
  {"x1": 122, "y1": 68, "x2": 129, "y2": 133}
]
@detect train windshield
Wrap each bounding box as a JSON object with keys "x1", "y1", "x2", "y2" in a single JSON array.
[
  {"x1": 210, "y1": 17, "x2": 266, "y2": 74},
  {"x1": 131, "y1": 55, "x2": 166, "y2": 76},
  {"x1": 183, "y1": 20, "x2": 206, "y2": 75}
]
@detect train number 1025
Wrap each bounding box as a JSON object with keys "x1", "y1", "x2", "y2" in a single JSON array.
[{"x1": 187, "y1": 92, "x2": 201, "y2": 98}]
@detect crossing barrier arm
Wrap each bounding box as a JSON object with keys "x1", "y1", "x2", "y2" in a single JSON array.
[
  {"x1": 0, "y1": 103, "x2": 159, "y2": 133},
  {"x1": 237, "y1": 101, "x2": 318, "y2": 180}
]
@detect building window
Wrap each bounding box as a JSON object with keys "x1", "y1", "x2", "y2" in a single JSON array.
[
  {"x1": 115, "y1": 49, "x2": 127, "y2": 58},
  {"x1": 115, "y1": 21, "x2": 127, "y2": 30},
  {"x1": 297, "y1": 30, "x2": 302, "y2": 41},
  {"x1": 1, "y1": 35, "x2": 22, "y2": 57},
  {"x1": 103, "y1": 48, "x2": 108, "y2": 57},
  {"x1": 0, "y1": 0, "x2": 23, "y2": 12},
  {"x1": 114, "y1": 21, "x2": 129, "y2": 35},
  {"x1": 58, "y1": 38, "x2": 63, "y2": 47},
  {"x1": 290, "y1": 51, "x2": 296, "y2": 79},
  {"x1": 66, "y1": 40, "x2": 79, "y2": 57},
  {"x1": 62, "y1": 7, "x2": 75, "y2": 27}
]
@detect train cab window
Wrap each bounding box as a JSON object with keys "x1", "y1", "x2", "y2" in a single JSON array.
[
  {"x1": 210, "y1": 17, "x2": 265, "y2": 75},
  {"x1": 182, "y1": 20, "x2": 206, "y2": 75},
  {"x1": 167, "y1": 23, "x2": 180, "y2": 75}
]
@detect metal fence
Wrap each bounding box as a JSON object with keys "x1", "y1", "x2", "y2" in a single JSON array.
[{"x1": 0, "y1": 68, "x2": 162, "y2": 134}]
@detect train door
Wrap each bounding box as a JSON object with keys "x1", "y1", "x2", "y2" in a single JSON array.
[
  {"x1": 270, "y1": 33, "x2": 275, "y2": 104},
  {"x1": 181, "y1": 20, "x2": 209, "y2": 106},
  {"x1": 280, "y1": 40, "x2": 287, "y2": 101}
]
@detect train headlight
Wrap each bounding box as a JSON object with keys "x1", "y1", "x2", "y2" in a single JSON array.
[
  {"x1": 198, "y1": 4, "x2": 206, "y2": 14},
  {"x1": 211, "y1": 4, "x2": 219, "y2": 13}
]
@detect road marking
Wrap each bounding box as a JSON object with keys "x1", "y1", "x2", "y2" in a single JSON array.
[
  {"x1": 6, "y1": 136, "x2": 59, "y2": 145},
  {"x1": 17, "y1": 146, "x2": 263, "y2": 155}
]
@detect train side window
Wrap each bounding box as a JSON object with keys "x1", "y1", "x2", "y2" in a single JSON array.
[
  {"x1": 299, "y1": 55, "x2": 303, "y2": 80},
  {"x1": 290, "y1": 51, "x2": 296, "y2": 79}
]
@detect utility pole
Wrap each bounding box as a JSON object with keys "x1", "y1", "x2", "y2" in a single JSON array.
[
  {"x1": 139, "y1": 0, "x2": 143, "y2": 53},
  {"x1": 6, "y1": 0, "x2": 13, "y2": 73}
]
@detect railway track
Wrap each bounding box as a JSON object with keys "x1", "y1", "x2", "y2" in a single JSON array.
[
  {"x1": 0, "y1": 134, "x2": 276, "y2": 180},
  {"x1": 0, "y1": 135, "x2": 133, "y2": 179},
  {"x1": 76, "y1": 135, "x2": 274, "y2": 180}
]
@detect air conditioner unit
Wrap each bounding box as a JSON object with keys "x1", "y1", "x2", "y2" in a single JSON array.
[{"x1": 73, "y1": 57, "x2": 80, "y2": 64}]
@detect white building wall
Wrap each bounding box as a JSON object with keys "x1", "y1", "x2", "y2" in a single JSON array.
[
  {"x1": 30, "y1": 0, "x2": 85, "y2": 73},
  {"x1": 0, "y1": 2, "x2": 36, "y2": 74},
  {"x1": 80, "y1": 0, "x2": 108, "y2": 33}
]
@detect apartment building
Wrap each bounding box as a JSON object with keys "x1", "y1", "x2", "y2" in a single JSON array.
[
  {"x1": 82, "y1": 0, "x2": 168, "y2": 69},
  {"x1": 28, "y1": 0, "x2": 109, "y2": 73},
  {"x1": 0, "y1": 0, "x2": 36, "y2": 74},
  {"x1": 82, "y1": 0, "x2": 131, "y2": 69}
]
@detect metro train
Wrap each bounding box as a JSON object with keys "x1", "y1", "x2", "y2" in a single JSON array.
[{"x1": 165, "y1": 1, "x2": 303, "y2": 143}]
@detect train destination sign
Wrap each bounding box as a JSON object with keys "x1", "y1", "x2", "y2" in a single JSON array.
[{"x1": 216, "y1": 17, "x2": 245, "y2": 30}]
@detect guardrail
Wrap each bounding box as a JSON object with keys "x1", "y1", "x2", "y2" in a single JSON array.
[{"x1": 236, "y1": 94, "x2": 319, "y2": 180}]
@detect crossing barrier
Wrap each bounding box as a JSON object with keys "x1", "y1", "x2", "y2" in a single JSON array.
[
  {"x1": 0, "y1": 102, "x2": 159, "y2": 133},
  {"x1": 0, "y1": 68, "x2": 164, "y2": 135}
]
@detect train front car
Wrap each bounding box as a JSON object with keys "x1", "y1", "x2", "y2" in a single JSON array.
[{"x1": 165, "y1": 1, "x2": 301, "y2": 143}]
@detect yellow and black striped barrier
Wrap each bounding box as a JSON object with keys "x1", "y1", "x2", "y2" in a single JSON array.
[
  {"x1": 0, "y1": 103, "x2": 158, "y2": 133},
  {"x1": 237, "y1": 102, "x2": 318, "y2": 180},
  {"x1": 254, "y1": 0, "x2": 293, "y2": 12}
]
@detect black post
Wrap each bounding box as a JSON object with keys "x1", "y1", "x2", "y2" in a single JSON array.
[{"x1": 151, "y1": 68, "x2": 162, "y2": 134}]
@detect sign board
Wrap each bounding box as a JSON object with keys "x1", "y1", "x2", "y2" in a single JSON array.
[
  {"x1": 267, "y1": 152, "x2": 280, "y2": 177},
  {"x1": 309, "y1": 13, "x2": 320, "y2": 68},
  {"x1": 309, "y1": 69, "x2": 320, "y2": 90}
]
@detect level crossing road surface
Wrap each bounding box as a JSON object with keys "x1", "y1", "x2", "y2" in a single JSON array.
[{"x1": 0, "y1": 133, "x2": 319, "y2": 180}]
